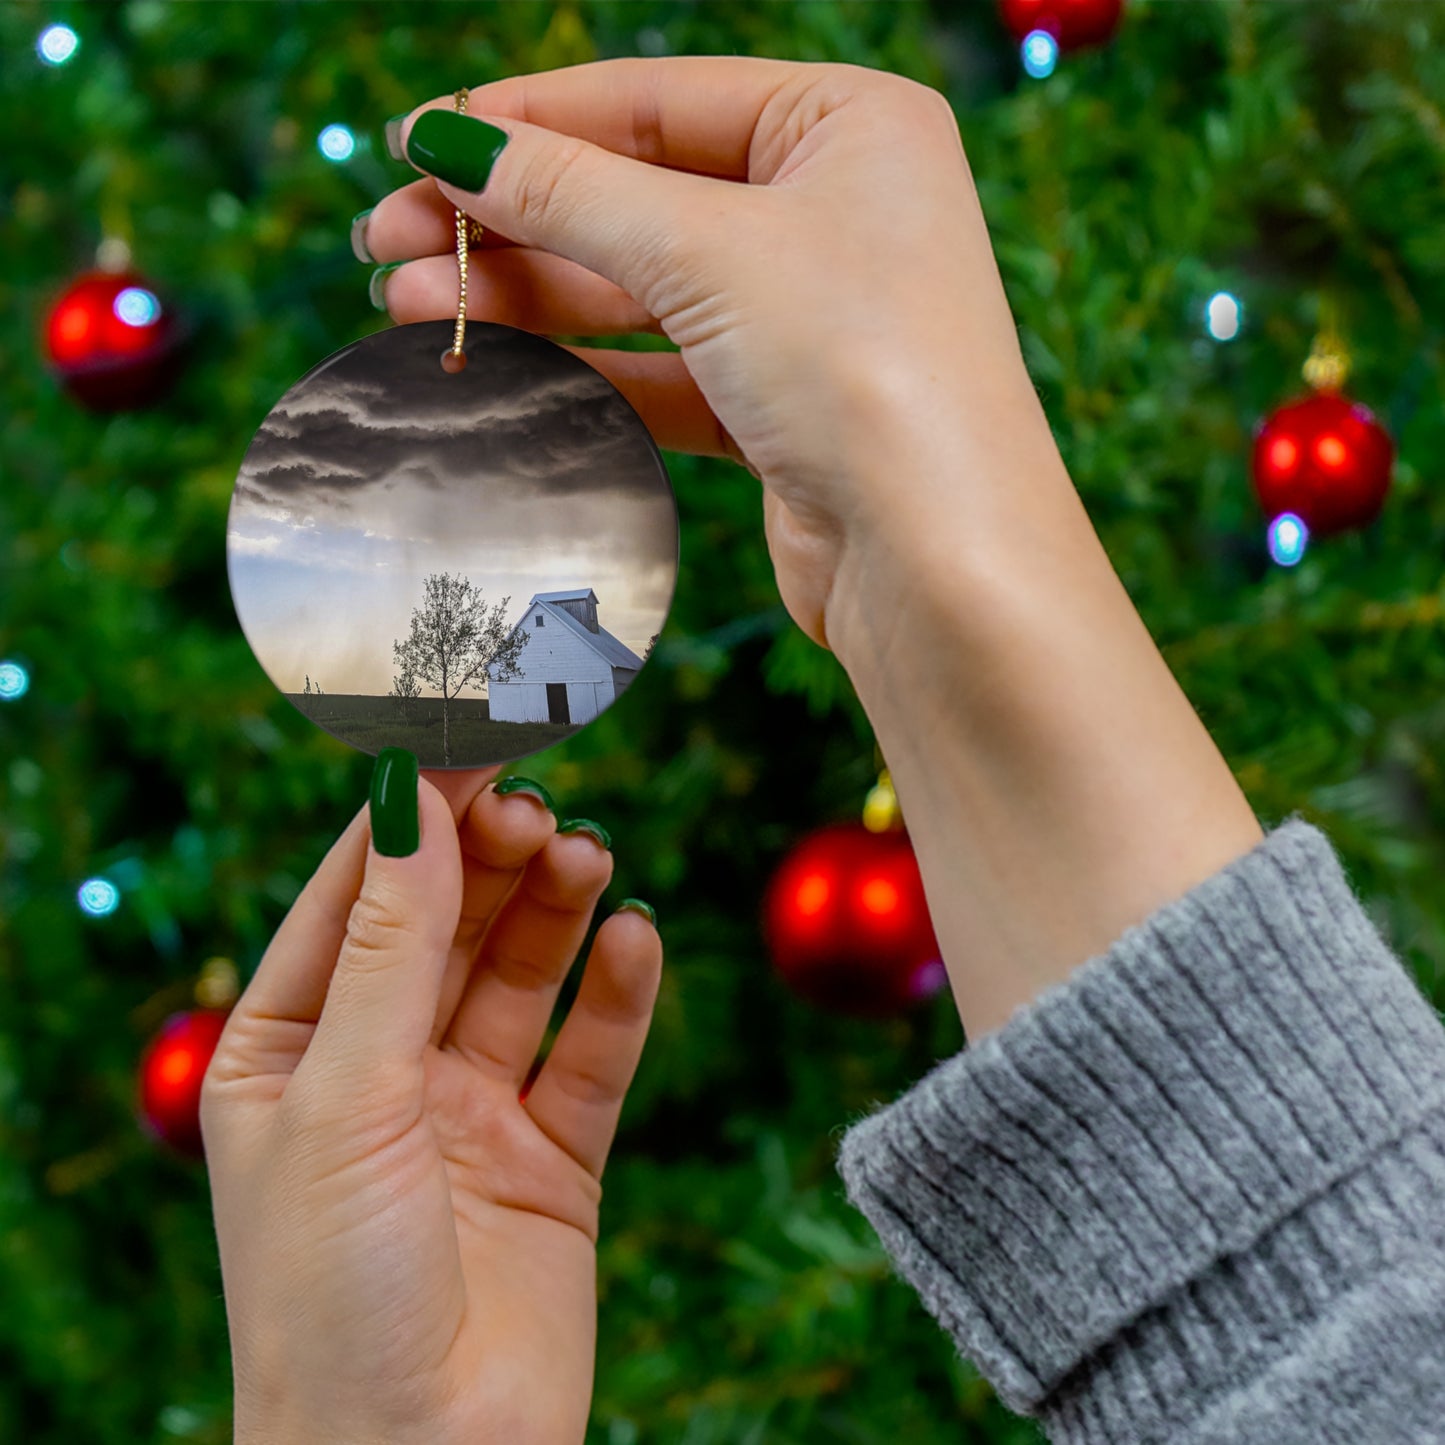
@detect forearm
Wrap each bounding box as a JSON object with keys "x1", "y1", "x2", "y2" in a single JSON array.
[{"x1": 826, "y1": 379, "x2": 1263, "y2": 1040}]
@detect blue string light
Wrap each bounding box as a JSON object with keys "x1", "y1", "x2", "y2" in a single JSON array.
[
  {"x1": 114, "y1": 287, "x2": 162, "y2": 327},
  {"x1": 1205, "y1": 291, "x2": 1243, "y2": 341},
  {"x1": 1022, "y1": 30, "x2": 1059, "y2": 79},
  {"x1": 1268, "y1": 512, "x2": 1309, "y2": 567},
  {"x1": 0, "y1": 660, "x2": 29, "y2": 700},
  {"x1": 78, "y1": 878, "x2": 121, "y2": 917},
  {"x1": 318, "y1": 124, "x2": 356, "y2": 162},
  {"x1": 37, "y1": 24, "x2": 79, "y2": 66}
]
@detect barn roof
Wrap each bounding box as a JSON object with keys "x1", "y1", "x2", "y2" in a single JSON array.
[
  {"x1": 532, "y1": 588, "x2": 598, "y2": 603},
  {"x1": 541, "y1": 602, "x2": 644, "y2": 670},
  {"x1": 496, "y1": 594, "x2": 644, "y2": 672}
]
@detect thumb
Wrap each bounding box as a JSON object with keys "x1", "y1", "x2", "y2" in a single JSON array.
[
  {"x1": 398, "y1": 105, "x2": 745, "y2": 316},
  {"x1": 303, "y1": 749, "x2": 463, "y2": 1090}
]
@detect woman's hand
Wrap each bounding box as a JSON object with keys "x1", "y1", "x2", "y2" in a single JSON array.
[
  {"x1": 362, "y1": 59, "x2": 1263, "y2": 1043},
  {"x1": 201, "y1": 759, "x2": 662, "y2": 1445},
  {"x1": 361, "y1": 56, "x2": 1063, "y2": 659}
]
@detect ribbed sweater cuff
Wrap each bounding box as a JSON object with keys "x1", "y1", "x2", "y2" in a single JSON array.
[{"x1": 834, "y1": 817, "x2": 1445, "y2": 1431}]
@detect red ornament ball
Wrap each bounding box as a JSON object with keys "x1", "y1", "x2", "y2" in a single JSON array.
[
  {"x1": 137, "y1": 1008, "x2": 230, "y2": 1158},
  {"x1": 1251, "y1": 391, "x2": 1394, "y2": 538},
  {"x1": 998, "y1": 0, "x2": 1125, "y2": 49},
  {"x1": 763, "y1": 821, "x2": 946, "y2": 1018},
  {"x1": 44, "y1": 269, "x2": 183, "y2": 410}
]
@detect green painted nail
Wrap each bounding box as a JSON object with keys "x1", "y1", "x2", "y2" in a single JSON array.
[
  {"x1": 350, "y1": 208, "x2": 375, "y2": 264},
  {"x1": 405, "y1": 109, "x2": 510, "y2": 192},
  {"x1": 370, "y1": 747, "x2": 419, "y2": 857},
  {"x1": 369, "y1": 261, "x2": 404, "y2": 311},
  {"x1": 558, "y1": 817, "x2": 611, "y2": 851},
  {"x1": 493, "y1": 775, "x2": 556, "y2": 813},
  {"x1": 384, "y1": 113, "x2": 409, "y2": 162},
  {"x1": 617, "y1": 897, "x2": 656, "y2": 926}
]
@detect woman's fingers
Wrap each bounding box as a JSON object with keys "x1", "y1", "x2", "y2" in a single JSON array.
[
  {"x1": 202, "y1": 778, "x2": 460, "y2": 1157},
  {"x1": 396, "y1": 103, "x2": 761, "y2": 314},
  {"x1": 429, "y1": 54, "x2": 807, "y2": 182},
  {"x1": 439, "y1": 829, "x2": 614, "y2": 1086},
  {"x1": 419, "y1": 767, "x2": 506, "y2": 829},
  {"x1": 297, "y1": 777, "x2": 464, "y2": 1085},
  {"x1": 556, "y1": 347, "x2": 745, "y2": 464},
  {"x1": 379, "y1": 246, "x2": 664, "y2": 337},
  {"x1": 523, "y1": 908, "x2": 663, "y2": 1182},
  {"x1": 428, "y1": 782, "x2": 558, "y2": 1051},
  {"x1": 361, "y1": 177, "x2": 521, "y2": 261},
  {"x1": 210, "y1": 771, "x2": 500, "y2": 1084},
  {"x1": 571, "y1": 347, "x2": 740, "y2": 463},
  {"x1": 205, "y1": 803, "x2": 370, "y2": 1092}
]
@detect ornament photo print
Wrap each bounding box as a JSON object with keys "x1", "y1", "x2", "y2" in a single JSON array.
[{"x1": 227, "y1": 320, "x2": 678, "y2": 768}]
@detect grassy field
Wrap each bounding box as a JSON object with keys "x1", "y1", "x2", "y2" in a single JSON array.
[{"x1": 286, "y1": 693, "x2": 579, "y2": 767}]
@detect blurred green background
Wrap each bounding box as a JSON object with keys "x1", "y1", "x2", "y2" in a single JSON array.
[{"x1": 2, "y1": 2, "x2": 1443, "y2": 1442}]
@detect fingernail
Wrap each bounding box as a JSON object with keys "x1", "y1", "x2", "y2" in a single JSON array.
[
  {"x1": 369, "y1": 261, "x2": 404, "y2": 311},
  {"x1": 616, "y1": 897, "x2": 656, "y2": 926},
  {"x1": 558, "y1": 817, "x2": 611, "y2": 851},
  {"x1": 384, "y1": 113, "x2": 409, "y2": 162},
  {"x1": 350, "y1": 208, "x2": 375, "y2": 263},
  {"x1": 493, "y1": 775, "x2": 556, "y2": 813},
  {"x1": 405, "y1": 109, "x2": 510, "y2": 192},
  {"x1": 370, "y1": 747, "x2": 419, "y2": 857}
]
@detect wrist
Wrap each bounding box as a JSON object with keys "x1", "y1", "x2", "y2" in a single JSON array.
[
  {"x1": 824, "y1": 406, "x2": 1262, "y2": 1039},
  {"x1": 825, "y1": 403, "x2": 1083, "y2": 680}
]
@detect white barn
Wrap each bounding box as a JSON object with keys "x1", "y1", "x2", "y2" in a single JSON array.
[{"x1": 486, "y1": 588, "x2": 645, "y2": 726}]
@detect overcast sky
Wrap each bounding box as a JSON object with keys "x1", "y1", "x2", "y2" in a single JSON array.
[{"x1": 228, "y1": 322, "x2": 677, "y2": 697}]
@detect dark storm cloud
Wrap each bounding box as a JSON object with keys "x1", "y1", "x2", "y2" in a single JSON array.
[{"x1": 235, "y1": 321, "x2": 662, "y2": 515}]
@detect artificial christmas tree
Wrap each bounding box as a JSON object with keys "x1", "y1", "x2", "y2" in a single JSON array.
[{"x1": 3, "y1": 6, "x2": 1442, "y2": 1444}]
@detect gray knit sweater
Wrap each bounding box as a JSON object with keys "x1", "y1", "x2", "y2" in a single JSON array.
[{"x1": 835, "y1": 817, "x2": 1445, "y2": 1443}]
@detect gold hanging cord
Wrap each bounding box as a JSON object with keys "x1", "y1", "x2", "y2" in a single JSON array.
[{"x1": 442, "y1": 88, "x2": 488, "y2": 371}]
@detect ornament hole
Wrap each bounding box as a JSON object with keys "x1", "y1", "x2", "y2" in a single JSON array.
[{"x1": 440, "y1": 349, "x2": 467, "y2": 374}]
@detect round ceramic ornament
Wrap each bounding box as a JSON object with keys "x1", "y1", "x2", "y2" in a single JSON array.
[{"x1": 227, "y1": 97, "x2": 678, "y2": 770}]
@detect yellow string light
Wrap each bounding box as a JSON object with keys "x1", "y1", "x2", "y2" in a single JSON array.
[
  {"x1": 1302, "y1": 293, "x2": 1351, "y2": 392},
  {"x1": 194, "y1": 956, "x2": 240, "y2": 1010},
  {"x1": 863, "y1": 767, "x2": 902, "y2": 833}
]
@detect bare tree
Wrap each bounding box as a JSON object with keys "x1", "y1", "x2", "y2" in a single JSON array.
[
  {"x1": 393, "y1": 573, "x2": 528, "y2": 765},
  {"x1": 642, "y1": 632, "x2": 661, "y2": 662},
  {"x1": 388, "y1": 658, "x2": 421, "y2": 721},
  {"x1": 304, "y1": 675, "x2": 312, "y2": 696}
]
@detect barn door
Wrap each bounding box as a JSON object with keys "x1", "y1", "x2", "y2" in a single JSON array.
[{"x1": 546, "y1": 683, "x2": 570, "y2": 724}]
